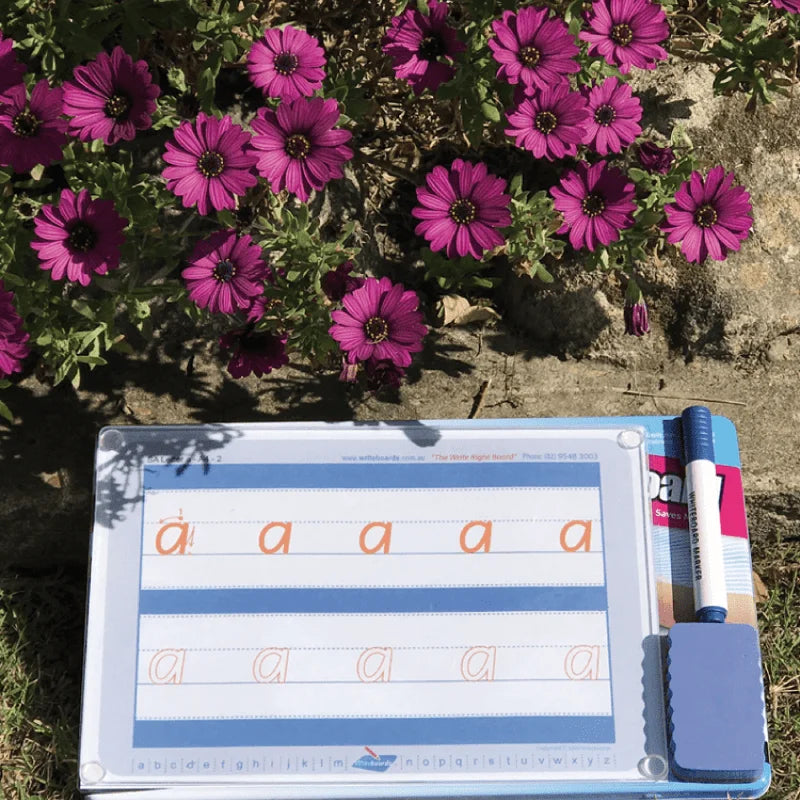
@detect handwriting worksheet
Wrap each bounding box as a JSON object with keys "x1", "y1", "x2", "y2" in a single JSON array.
[{"x1": 81, "y1": 424, "x2": 666, "y2": 791}]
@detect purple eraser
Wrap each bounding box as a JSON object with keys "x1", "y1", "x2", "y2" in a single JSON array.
[{"x1": 667, "y1": 623, "x2": 766, "y2": 783}]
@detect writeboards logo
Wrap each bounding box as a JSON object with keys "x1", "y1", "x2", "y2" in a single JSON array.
[{"x1": 352, "y1": 747, "x2": 397, "y2": 772}]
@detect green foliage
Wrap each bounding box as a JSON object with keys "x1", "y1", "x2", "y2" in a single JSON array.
[
  {"x1": 436, "y1": 9, "x2": 502, "y2": 149},
  {"x1": 505, "y1": 176, "x2": 566, "y2": 284},
  {"x1": 3, "y1": 0, "x2": 192, "y2": 78},
  {"x1": 666, "y1": 0, "x2": 800, "y2": 106},
  {"x1": 250, "y1": 201, "x2": 361, "y2": 367},
  {"x1": 421, "y1": 248, "x2": 496, "y2": 292}
]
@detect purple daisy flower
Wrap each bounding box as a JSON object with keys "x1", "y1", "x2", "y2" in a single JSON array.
[
  {"x1": 321, "y1": 260, "x2": 364, "y2": 302},
  {"x1": 182, "y1": 229, "x2": 268, "y2": 314},
  {"x1": 250, "y1": 97, "x2": 353, "y2": 203},
  {"x1": 0, "y1": 80, "x2": 68, "y2": 174},
  {"x1": 488, "y1": 7, "x2": 580, "y2": 94},
  {"x1": 579, "y1": 0, "x2": 669, "y2": 74},
  {"x1": 582, "y1": 77, "x2": 642, "y2": 156},
  {"x1": 162, "y1": 113, "x2": 258, "y2": 216},
  {"x1": 365, "y1": 357, "x2": 406, "y2": 392},
  {"x1": 62, "y1": 46, "x2": 160, "y2": 145},
  {"x1": 550, "y1": 160, "x2": 637, "y2": 251},
  {"x1": 0, "y1": 281, "x2": 20, "y2": 339},
  {"x1": 30, "y1": 188, "x2": 127, "y2": 286},
  {"x1": 339, "y1": 358, "x2": 359, "y2": 383},
  {"x1": 245, "y1": 293, "x2": 270, "y2": 323},
  {"x1": 637, "y1": 140, "x2": 675, "y2": 174},
  {"x1": 329, "y1": 277, "x2": 427, "y2": 367},
  {"x1": 412, "y1": 160, "x2": 512, "y2": 260},
  {"x1": 0, "y1": 31, "x2": 26, "y2": 97},
  {"x1": 623, "y1": 282, "x2": 650, "y2": 336},
  {"x1": 771, "y1": 0, "x2": 800, "y2": 12},
  {"x1": 382, "y1": 0, "x2": 466, "y2": 95},
  {"x1": 247, "y1": 25, "x2": 326, "y2": 102},
  {"x1": 0, "y1": 326, "x2": 29, "y2": 377},
  {"x1": 219, "y1": 328, "x2": 289, "y2": 379},
  {"x1": 662, "y1": 166, "x2": 753, "y2": 263},
  {"x1": 505, "y1": 84, "x2": 590, "y2": 160},
  {"x1": 0, "y1": 280, "x2": 30, "y2": 378}
]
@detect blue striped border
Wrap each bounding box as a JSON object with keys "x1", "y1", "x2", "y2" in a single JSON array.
[
  {"x1": 133, "y1": 715, "x2": 615, "y2": 748},
  {"x1": 142, "y1": 462, "x2": 601, "y2": 491},
  {"x1": 139, "y1": 586, "x2": 608, "y2": 615}
]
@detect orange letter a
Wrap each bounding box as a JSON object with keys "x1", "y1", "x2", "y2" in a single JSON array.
[
  {"x1": 560, "y1": 520, "x2": 592, "y2": 552},
  {"x1": 460, "y1": 521, "x2": 492, "y2": 553},
  {"x1": 259, "y1": 522, "x2": 292, "y2": 554},
  {"x1": 360, "y1": 522, "x2": 392, "y2": 554}
]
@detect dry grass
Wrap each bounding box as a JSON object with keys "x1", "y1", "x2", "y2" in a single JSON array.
[
  {"x1": 751, "y1": 531, "x2": 800, "y2": 800},
  {"x1": 0, "y1": 569, "x2": 84, "y2": 800}
]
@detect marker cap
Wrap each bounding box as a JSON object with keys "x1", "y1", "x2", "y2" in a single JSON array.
[
  {"x1": 681, "y1": 406, "x2": 715, "y2": 464},
  {"x1": 697, "y1": 606, "x2": 727, "y2": 623}
]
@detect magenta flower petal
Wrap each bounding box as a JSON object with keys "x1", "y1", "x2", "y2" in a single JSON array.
[
  {"x1": 247, "y1": 25, "x2": 326, "y2": 102},
  {"x1": 62, "y1": 46, "x2": 160, "y2": 145},
  {"x1": 662, "y1": 168, "x2": 752, "y2": 263},
  {"x1": 220, "y1": 328, "x2": 288, "y2": 378},
  {"x1": 382, "y1": 0, "x2": 465, "y2": 95},
  {"x1": 251, "y1": 97, "x2": 352, "y2": 202},
  {"x1": 550, "y1": 160, "x2": 636, "y2": 251},
  {"x1": 637, "y1": 140, "x2": 675, "y2": 174},
  {"x1": 0, "y1": 31, "x2": 26, "y2": 97},
  {"x1": 580, "y1": 0, "x2": 669, "y2": 74},
  {"x1": 505, "y1": 84, "x2": 590, "y2": 161},
  {"x1": 413, "y1": 159, "x2": 511, "y2": 259},
  {"x1": 162, "y1": 113, "x2": 258, "y2": 215},
  {"x1": 0, "y1": 279, "x2": 30, "y2": 377},
  {"x1": 582, "y1": 77, "x2": 642, "y2": 155},
  {"x1": 30, "y1": 188, "x2": 127, "y2": 285},
  {"x1": 0, "y1": 80, "x2": 68, "y2": 173},
  {"x1": 329, "y1": 277, "x2": 427, "y2": 367},
  {"x1": 489, "y1": 7, "x2": 579, "y2": 93},
  {"x1": 182, "y1": 229, "x2": 268, "y2": 314},
  {"x1": 321, "y1": 260, "x2": 364, "y2": 302}
]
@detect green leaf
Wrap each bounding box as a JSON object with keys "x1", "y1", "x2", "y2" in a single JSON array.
[
  {"x1": 167, "y1": 66, "x2": 188, "y2": 93},
  {"x1": 627, "y1": 167, "x2": 650, "y2": 183},
  {"x1": 0, "y1": 398, "x2": 13, "y2": 423},
  {"x1": 480, "y1": 101, "x2": 501, "y2": 123},
  {"x1": 222, "y1": 38, "x2": 239, "y2": 63},
  {"x1": 76, "y1": 355, "x2": 107, "y2": 366},
  {"x1": 71, "y1": 299, "x2": 95, "y2": 320},
  {"x1": 54, "y1": 356, "x2": 76, "y2": 386}
]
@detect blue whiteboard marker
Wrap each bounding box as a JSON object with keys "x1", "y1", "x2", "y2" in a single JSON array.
[{"x1": 681, "y1": 405, "x2": 727, "y2": 623}]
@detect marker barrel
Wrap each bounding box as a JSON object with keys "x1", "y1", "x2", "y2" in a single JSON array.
[
  {"x1": 681, "y1": 406, "x2": 728, "y2": 623},
  {"x1": 685, "y1": 458, "x2": 727, "y2": 621}
]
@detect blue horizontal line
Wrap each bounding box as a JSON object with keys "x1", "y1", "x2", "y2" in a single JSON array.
[
  {"x1": 138, "y1": 586, "x2": 608, "y2": 615},
  {"x1": 133, "y1": 715, "x2": 615, "y2": 747},
  {"x1": 138, "y1": 678, "x2": 611, "y2": 686},
  {"x1": 141, "y1": 551, "x2": 601, "y2": 557},
  {"x1": 143, "y1": 461, "x2": 601, "y2": 491}
]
